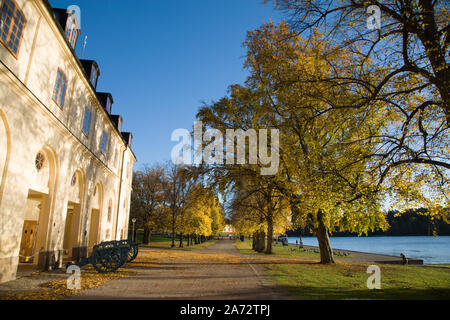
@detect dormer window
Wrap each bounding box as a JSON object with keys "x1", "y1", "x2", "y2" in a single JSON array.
[
  {"x1": 80, "y1": 60, "x2": 100, "y2": 90},
  {"x1": 90, "y1": 66, "x2": 98, "y2": 89},
  {"x1": 106, "y1": 96, "x2": 112, "y2": 114},
  {"x1": 96, "y1": 92, "x2": 113, "y2": 114},
  {"x1": 65, "y1": 12, "x2": 79, "y2": 49}
]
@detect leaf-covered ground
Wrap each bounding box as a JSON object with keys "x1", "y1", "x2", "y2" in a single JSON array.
[{"x1": 0, "y1": 267, "x2": 136, "y2": 300}]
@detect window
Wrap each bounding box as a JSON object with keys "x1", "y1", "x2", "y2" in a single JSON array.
[
  {"x1": 82, "y1": 106, "x2": 92, "y2": 136},
  {"x1": 107, "y1": 199, "x2": 112, "y2": 222},
  {"x1": 0, "y1": 0, "x2": 26, "y2": 57},
  {"x1": 65, "y1": 15, "x2": 78, "y2": 49},
  {"x1": 52, "y1": 69, "x2": 67, "y2": 108},
  {"x1": 71, "y1": 173, "x2": 77, "y2": 186},
  {"x1": 100, "y1": 130, "x2": 108, "y2": 154},
  {"x1": 90, "y1": 67, "x2": 98, "y2": 88},
  {"x1": 105, "y1": 96, "x2": 112, "y2": 114},
  {"x1": 35, "y1": 152, "x2": 45, "y2": 171},
  {"x1": 113, "y1": 148, "x2": 118, "y2": 168}
]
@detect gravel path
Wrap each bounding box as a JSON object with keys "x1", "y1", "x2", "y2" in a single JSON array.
[{"x1": 69, "y1": 240, "x2": 293, "y2": 300}]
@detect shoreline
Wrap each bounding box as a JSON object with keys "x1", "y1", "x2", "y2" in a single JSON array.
[
  {"x1": 285, "y1": 235, "x2": 450, "y2": 265},
  {"x1": 287, "y1": 235, "x2": 450, "y2": 237},
  {"x1": 285, "y1": 242, "x2": 425, "y2": 265}
]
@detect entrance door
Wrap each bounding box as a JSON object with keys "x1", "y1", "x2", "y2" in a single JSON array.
[
  {"x1": 63, "y1": 202, "x2": 82, "y2": 260},
  {"x1": 88, "y1": 209, "x2": 100, "y2": 251},
  {"x1": 63, "y1": 208, "x2": 73, "y2": 259},
  {"x1": 19, "y1": 221, "x2": 38, "y2": 263}
]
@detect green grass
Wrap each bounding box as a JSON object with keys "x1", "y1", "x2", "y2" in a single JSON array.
[
  {"x1": 234, "y1": 238, "x2": 450, "y2": 299},
  {"x1": 234, "y1": 238, "x2": 351, "y2": 259},
  {"x1": 267, "y1": 263, "x2": 450, "y2": 300}
]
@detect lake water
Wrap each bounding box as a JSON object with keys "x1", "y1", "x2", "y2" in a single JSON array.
[{"x1": 287, "y1": 236, "x2": 450, "y2": 264}]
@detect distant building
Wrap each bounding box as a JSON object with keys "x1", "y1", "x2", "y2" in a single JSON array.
[
  {"x1": 0, "y1": 0, "x2": 136, "y2": 283},
  {"x1": 222, "y1": 225, "x2": 234, "y2": 234}
]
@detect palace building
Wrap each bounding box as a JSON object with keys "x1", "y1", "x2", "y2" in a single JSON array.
[{"x1": 0, "y1": 0, "x2": 136, "y2": 283}]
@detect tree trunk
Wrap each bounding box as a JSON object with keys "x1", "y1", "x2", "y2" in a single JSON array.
[
  {"x1": 265, "y1": 214, "x2": 274, "y2": 254},
  {"x1": 315, "y1": 209, "x2": 335, "y2": 264},
  {"x1": 179, "y1": 233, "x2": 184, "y2": 248},
  {"x1": 259, "y1": 230, "x2": 266, "y2": 252},
  {"x1": 171, "y1": 232, "x2": 176, "y2": 248},
  {"x1": 143, "y1": 226, "x2": 150, "y2": 244},
  {"x1": 299, "y1": 229, "x2": 304, "y2": 248},
  {"x1": 252, "y1": 233, "x2": 256, "y2": 250},
  {"x1": 187, "y1": 234, "x2": 190, "y2": 247},
  {"x1": 171, "y1": 212, "x2": 176, "y2": 248},
  {"x1": 255, "y1": 230, "x2": 265, "y2": 252}
]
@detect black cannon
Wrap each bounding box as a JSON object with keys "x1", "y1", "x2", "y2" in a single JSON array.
[
  {"x1": 117, "y1": 239, "x2": 139, "y2": 264},
  {"x1": 67, "y1": 240, "x2": 139, "y2": 273}
]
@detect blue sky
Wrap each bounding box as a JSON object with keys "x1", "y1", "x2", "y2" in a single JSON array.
[{"x1": 49, "y1": 0, "x2": 282, "y2": 170}]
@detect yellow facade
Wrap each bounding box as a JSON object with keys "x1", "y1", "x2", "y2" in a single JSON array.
[{"x1": 0, "y1": 0, "x2": 136, "y2": 283}]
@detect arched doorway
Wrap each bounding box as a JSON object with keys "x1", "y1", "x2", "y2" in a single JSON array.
[
  {"x1": 18, "y1": 146, "x2": 57, "y2": 270},
  {"x1": 63, "y1": 170, "x2": 84, "y2": 261}
]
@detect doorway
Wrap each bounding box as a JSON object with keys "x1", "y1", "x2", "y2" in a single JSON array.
[
  {"x1": 63, "y1": 202, "x2": 81, "y2": 261},
  {"x1": 18, "y1": 190, "x2": 48, "y2": 266},
  {"x1": 88, "y1": 209, "x2": 100, "y2": 251}
]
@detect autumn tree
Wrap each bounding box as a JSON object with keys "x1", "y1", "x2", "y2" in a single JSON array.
[
  {"x1": 130, "y1": 164, "x2": 167, "y2": 244},
  {"x1": 229, "y1": 175, "x2": 291, "y2": 254},
  {"x1": 266, "y1": 0, "x2": 449, "y2": 218},
  {"x1": 181, "y1": 185, "x2": 225, "y2": 246},
  {"x1": 196, "y1": 80, "x2": 292, "y2": 254},
  {"x1": 163, "y1": 162, "x2": 198, "y2": 248},
  {"x1": 197, "y1": 21, "x2": 395, "y2": 263},
  {"x1": 243, "y1": 21, "x2": 397, "y2": 263}
]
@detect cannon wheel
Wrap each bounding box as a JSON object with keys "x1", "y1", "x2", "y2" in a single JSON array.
[
  {"x1": 127, "y1": 243, "x2": 139, "y2": 263},
  {"x1": 91, "y1": 245, "x2": 123, "y2": 273}
]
